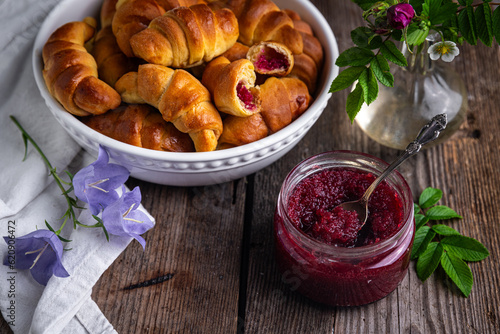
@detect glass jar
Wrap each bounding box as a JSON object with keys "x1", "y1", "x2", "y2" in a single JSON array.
[{"x1": 274, "y1": 151, "x2": 415, "y2": 306}]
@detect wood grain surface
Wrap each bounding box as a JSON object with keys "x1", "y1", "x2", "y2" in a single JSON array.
[{"x1": 2, "y1": 0, "x2": 500, "y2": 333}]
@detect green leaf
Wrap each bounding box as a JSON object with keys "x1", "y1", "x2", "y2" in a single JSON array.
[
  {"x1": 391, "y1": 29, "x2": 403, "y2": 42},
  {"x1": 414, "y1": 203, "x2": 422, "y2": 215},
  {"x1": 368, "y1": 35, "x2": 383, "y2": 49},
  {"x1": 380, "y1": 40, "x2": 408, "y2": 67},
  {"x1": 440, "y1": 252, "x2": 473, "y2": 297},
  {"x1": 458, "y1": 5, "x2": 478, "y2": 45},
  {"x1": 415, "y1": 213, "x2": 430, "y2": 231},
  {"x1": 441, "y1": 235, "x2": 490, "y2": 261},
  {"x1": 409, "y1": 0, "x2": 424, "y2": 14},
  {"x1": 45, "y1": 221, "x2": 56, "y2": 233},
  {"x1": 370, "y1": 55, "x2": 394, "y2": 87},
  {"x1": 492, "y1": 5, "x2": 500, "y2": 44},
  {"x1": 351, "y1": 0, "x2": 380, "y2": 10},
  {"x1": 406, "y1": 23, "x2": 430, "y2": 46},
  {"x1": 426, "y1": 205, "x2": 463, "y2": 220},
  {"x1": 416, "y1": 242, "x2": 444, "y2": 281},
  {"x1": 358, "y1": 67, "x2": 378, "y2": 105},
  {"x1": 411, "y1": 226, "x2": 436, "y2": 260},
  {"x1": 346, "y1": 82, "x2": 365, "y2": 122},
  {"x1": 421, "y1": 0, "x2": 430, "y2": 17},
  {"x1": 351, "y1": 27, "x2": 372, "y2": 48},
  {"x1": 475, "y1": 3, "x2": 493, "y2": 47},
  {"x1": 329, "y1": 66, "x2": 365, "y2": 93},
  {"x1": 430, "y1": 2, "x2": 459, "y2": 25},
  {"x1": 57, "y1": 235, "x2": 72, "y2": 243},
  {"x1": 419, "y1": 187, "x2": 443, "y2": 208},
  {"x1": 335, "y1": 47, "x2": 375, "y2": 67},
  {"x1": 432, "y1": 224, "x2": 461, "y2": 236}
]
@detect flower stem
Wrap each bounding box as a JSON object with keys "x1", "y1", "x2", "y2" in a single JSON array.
[
  {"x1": 10, "y1": 115, "x2": 78, "y2": 235},
  {"x1": 10, "y1": 116, "x2": 54, "y2": 170}
]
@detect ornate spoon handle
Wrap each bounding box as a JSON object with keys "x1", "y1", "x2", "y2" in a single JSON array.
[{"x1": 360, "y1": 113, "x2": 448, "y2": 204}]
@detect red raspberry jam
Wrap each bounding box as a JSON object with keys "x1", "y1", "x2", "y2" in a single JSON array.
[
  {"x1": 237, "y1": 82, "x2": 256, "y2": 110},
  {"x1": 274, "y1": 151, "x2": 414, "y2": 306},
  {"x1": 255, "y1": 48, "x2": 289, "y2": 72},
  {"x1": 287, "y1": 168, "x2": 404, "y2": 247}
]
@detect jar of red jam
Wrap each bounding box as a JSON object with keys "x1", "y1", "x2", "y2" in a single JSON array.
[{"x1": 274, "y1": 151, "x2": 415, "y2": 306}]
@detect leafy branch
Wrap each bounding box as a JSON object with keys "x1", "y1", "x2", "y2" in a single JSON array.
[
  {"x1": 331, "y1": 0, "x2": 500, "y2": 122},
  {"x1": 411, "y1": 187, "x2": 489, "y2": 297}
]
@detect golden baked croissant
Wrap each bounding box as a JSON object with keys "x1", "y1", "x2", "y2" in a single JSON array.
[
  {"x1": 218, "y1": 76, "x2": 311, "y2": 148},
  {"x1": 246, "y1": 41, "x2": 293, "y2": 77},
  {"x1": 112, "y1": 0, "x2": 166, "y2": 57},
  {"x1": 217, "y1": 113, "x2": 268, "y2": 149},
  {"x1": 112, "y1": 0, "x2": 209, "y2": 57},
  {"x1": 223, "y1": 0, "x2": 303, "y2": 55},
  {"x1": 129, "y1": 3, "x2": 239, "y2": 68},
  {"x1": 115, "y1": 64, "x2": 223, "y2": 152},
  {"x1": 82, "y1": 104, "x2": 195, "y2": 152},
  {"x1": 42, "y1": 18, "x2": 121, "y2": 116},
  {"x1": 259, "y1": 76, "x2": 311, "y2": 133},
  {"x1": 158, "y1": 0, "x2": 208, "y2": 10},
  {"x1": 92, "y1": 26, "x2": 138, "y2": 87},
  {"x1": 201, "y1": 56, "x2": 261, "y2": 117},
  {"x1": 283, "y1": 9, "x2": 324, "y2": 93},
  {"x1": 100, "y1": 0, "x2": 119, "y2": 28},
  {"x1": 221, "y1": 41, "x2": 249, "y2": 62}
]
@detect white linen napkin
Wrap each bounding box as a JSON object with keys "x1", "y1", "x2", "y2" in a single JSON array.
[{"x1": 0, "y1": 0, "x2": 155, "y2": 333}]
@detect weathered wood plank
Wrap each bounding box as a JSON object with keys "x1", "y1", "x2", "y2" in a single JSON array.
[{"x1": 92, "y1": 179, "x2": 248, "y2": 333}]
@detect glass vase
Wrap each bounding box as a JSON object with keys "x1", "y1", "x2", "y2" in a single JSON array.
[{"x1": 355, "y1": 36, "x2": 467, "y2": 150}]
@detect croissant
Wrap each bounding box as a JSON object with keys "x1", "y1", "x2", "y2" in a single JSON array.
[
  {"x1": 221, "y1": 41, "x2": 249, "y2": 62},
  {"x1": 115, "y1": 63, "x2": 223, "y2": 152},
  {"x1": 129, "y1": 3, "x2": 239, "y2": 68},
  {"x1": 283, "y1": 9, "x2": 324, "y2": 93},
  {"x1": 82, "y1": 104, "x2": 195, "y2": 152},
  {"x1": 285, "y1": 9, "x2": 323, "y2": 67},
  {"x1": 202, "y1": 56, "x2": 261, "y2": 117},
  {"x1": 158, "y1": 0, "x2": 207, "y2": 10},
  {"x1": 246, "y1": 41, "x2": 293, "y2": 77},
  {"x1": 91, "y1": 26, "x2": 137, "y2": 87},
  {"x1": 42, "y1": 18, "x2": 121, "y2": 116},
  {"x1": 259, "y1": 76, "x2": 311, "y2": 133},
  {"x1": 217, "y1": 113, "x2": 268, "y2": 149},
  {"x1": 218, "y1": 76, "x2": 311, "y2": 148},
  {"x1": 112, "y1": 0, "x2": 166, "y2": 57},
  {"x1": 100, "y1": 0, "x2": 119, "y2": 28},
  {"x1": 223, "y1": 0, "x2": 303, "y2": 55}
]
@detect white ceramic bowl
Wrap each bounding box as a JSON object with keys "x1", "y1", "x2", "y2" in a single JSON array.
[{"x1": 33, "y1": 0, "x2": 338, "y2": 186}]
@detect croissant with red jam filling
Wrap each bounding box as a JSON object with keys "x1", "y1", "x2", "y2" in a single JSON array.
[{"x1": 202, "y1": 56, "x2": 261, "y2": 117}]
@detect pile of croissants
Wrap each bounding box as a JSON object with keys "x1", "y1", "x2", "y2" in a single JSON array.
[{"x1": 42, "y1": 0, "x2": 324, "y2": 152}]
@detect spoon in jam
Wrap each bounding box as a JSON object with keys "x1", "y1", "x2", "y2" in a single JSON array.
[{"x1": 336, "y1": 113, "x2": 448, "y2": 228}]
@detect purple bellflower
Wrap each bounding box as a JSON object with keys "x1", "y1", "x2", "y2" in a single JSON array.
[
  {"x1": 73, "y1": 146, "x2": 130, "y2": 215},
  {"x1": 3, "y1": 230, "x2": 69, "y2": 285},
  {"x1": 101, "y1": 186, "x2": 154, "y2": 249},
  {"x1": 387, "y1": 3, "x2": 415, "y2": 29}
]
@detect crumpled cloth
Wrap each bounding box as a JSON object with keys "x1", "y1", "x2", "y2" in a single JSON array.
[{"x1": 0, "y1": 0, "x2": 154, "y2": 332}]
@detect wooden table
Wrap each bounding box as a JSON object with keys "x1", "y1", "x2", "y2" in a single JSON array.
[{"x1": 3, "y1": 0, "x2": 500, "y2": 333}]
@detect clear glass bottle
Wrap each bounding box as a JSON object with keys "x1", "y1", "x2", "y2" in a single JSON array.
[
  {"x1": 355, "y1": 35, "x2": 467, "y2": 150},
  {"x1": 274, "y1": 151, "x2": 415, "y2": 306}
]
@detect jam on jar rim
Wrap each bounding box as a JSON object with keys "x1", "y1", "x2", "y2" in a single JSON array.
[{"x1": 277, "y1": 150, "x2": 414, "y2": 259}]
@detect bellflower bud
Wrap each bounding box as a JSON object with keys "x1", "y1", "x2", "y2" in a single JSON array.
[{"x1": 387, "y1": 3, "x2": 415, "y2": 29}]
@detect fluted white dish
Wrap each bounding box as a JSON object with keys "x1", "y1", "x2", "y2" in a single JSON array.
[{"x1": 33, "y1": 0, "x2": 338, "y2": 186}]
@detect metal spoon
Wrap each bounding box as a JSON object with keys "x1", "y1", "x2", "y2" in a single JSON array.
[{"x1": 336, "y1": 113, "x2": 448, "y2": 229}]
